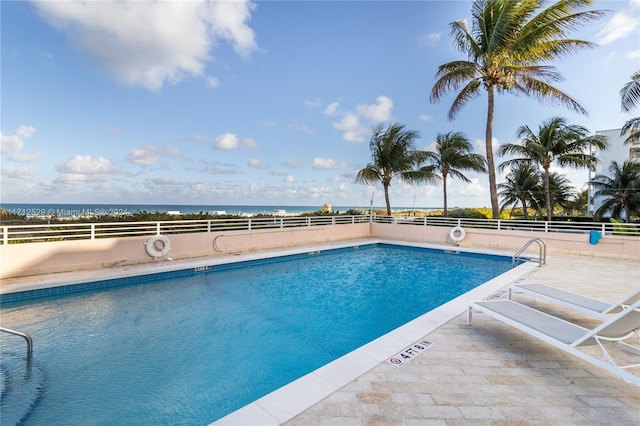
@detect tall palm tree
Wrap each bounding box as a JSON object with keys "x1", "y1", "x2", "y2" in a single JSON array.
[
  {"x1": 420, "y1": 132, "x2": 486, "y2": 216},
  {"x1": 620, "y1": 70, "x2": 640, "y2": 145},
  {"x1": 355, "y1": 123, "x2": 435, "y2": 215},
  {"x1": 430, "y1": 0, "x2": 605, "y2": 219},
  {"x1": 590, "y1": 160, "x2": 640, "y2": 222},
  {"x1": 498, "y1": 116, "x2": 608, "y2": 221},
  {"x1": 497, "y1": 164, "x2": 541, "y2": 219}
]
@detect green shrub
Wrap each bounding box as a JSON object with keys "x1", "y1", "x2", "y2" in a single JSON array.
[
  {"x1": 448, "y1": 208, "x2": 490, "y2": 219},
  {"x1": 345, "y1": 207, "x2": 367, "y2": 215}
]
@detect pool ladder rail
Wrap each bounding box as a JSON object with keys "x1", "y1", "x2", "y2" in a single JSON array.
[
  {"x1": 512, "y1": 238, "x2": 546, "y2": 267},
  {"x1": 1, "y1": 326, "x2": 33, "y2": 361}
]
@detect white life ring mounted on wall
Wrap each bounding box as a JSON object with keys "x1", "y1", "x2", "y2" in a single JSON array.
[
  {"x1": 448, "y1": 226, "x2": 466, "y2": 244},
  {"x1": 145, "y1": 235, "x2": 171, "y2": 259}
]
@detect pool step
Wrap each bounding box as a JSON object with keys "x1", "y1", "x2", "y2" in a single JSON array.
[{"x1": 0, "y1": 352, "x2": 46, "y2": 425}]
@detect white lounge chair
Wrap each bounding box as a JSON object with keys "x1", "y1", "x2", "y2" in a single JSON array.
[
  {"x1": 509, "y1": 284, "x2": 640, "y2": 318},
  {"x1": 467, "y1": 299, "x2": 640, "y2": 385}
]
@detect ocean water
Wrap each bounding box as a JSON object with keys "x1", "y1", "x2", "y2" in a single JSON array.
[{"x1": 0, "y1": 203, "x2": 436, "y2": 218}]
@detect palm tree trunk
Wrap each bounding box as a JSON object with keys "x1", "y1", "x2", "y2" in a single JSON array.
[
  {"x1": 544, "y1": 167, "x2": 552, "y2": 221},
  {"x1": 443, "y1": 175, "x2": 448, "y2": 216},
  {"x1": 384, "y1": 183, "x2": 392, "y2": 216},
  {"x1": 521, "y1": 197, "x2": 529, "y2": 220},
  {"x1": 625, "y1": 203, "x2": 631, "y2": 223},
  {"x1": 486, "y1": 86, "x2": 499, "y2": 219}
]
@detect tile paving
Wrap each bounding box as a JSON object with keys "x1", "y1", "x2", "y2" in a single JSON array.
[{"x1": 285, "y1": 254, "x2": 640, "y2": 425}]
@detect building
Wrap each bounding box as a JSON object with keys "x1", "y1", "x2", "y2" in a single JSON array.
[{"x1": 588, "y1": 128, "x2": 639, "y2": 216}]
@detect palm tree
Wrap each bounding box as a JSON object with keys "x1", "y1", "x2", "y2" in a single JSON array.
[
  {"x1": 497, "y1": 164, "x2": 541, "y2": 219},
  {"x1": 420, "y1": 132, "x2": 486, "y2": 216},
  {"x1": 590, "y1": 160, "x2": 640, "y2": 222},
  {"x1": 498, "y1": 116, "x2": 608, "y2": 221},
  {"x1": 536, "y1": 172, "x2": 577, "y2": 216},
  {"x1": 355, "y1": 123, "x2": 435, "y2": 215},
  {"x1": 620, "y1": 70, "x2": 640, "y2": 145},
  {"x1": 430, "y1": 0, "x2": 605, "y2": 219},
  {"x1": 566, "y1": 188, "x2": 589, "y2": 216}
]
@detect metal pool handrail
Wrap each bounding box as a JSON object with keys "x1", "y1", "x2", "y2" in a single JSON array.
[
  {"x1": 512, "y1": 238, "x2": 547, "y2": 267},
  {"x1": 1, "y1": 327, "x2": 33, "y2": 360}
]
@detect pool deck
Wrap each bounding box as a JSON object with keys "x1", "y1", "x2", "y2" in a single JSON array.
[
  {"x1": 2, "y1": 239, "x2": 639, "y2": 425},
  {"x1": 281, "y1": 252, "x2": 640, "y2": 426}
]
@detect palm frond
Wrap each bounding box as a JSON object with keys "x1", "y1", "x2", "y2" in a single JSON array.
[{"x1": 620, "y1": 70, "x2": 640, "y2": 112}]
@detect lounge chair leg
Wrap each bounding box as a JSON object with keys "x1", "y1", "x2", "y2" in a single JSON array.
[{"x1": 467, "y1": 306, "x2": 473, "y2": 325}]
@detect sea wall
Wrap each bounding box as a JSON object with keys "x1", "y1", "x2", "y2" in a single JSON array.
[
  {"x1": 0, "y1": 224, "x2": 370, "y2": 279},
  {"x1": 370, "y1": 223, "x2": 640, "y2": 260}
]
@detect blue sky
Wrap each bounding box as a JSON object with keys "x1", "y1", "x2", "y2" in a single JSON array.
[{"x1": 1, "y1": 0, "x2": 639, "y2": 209}]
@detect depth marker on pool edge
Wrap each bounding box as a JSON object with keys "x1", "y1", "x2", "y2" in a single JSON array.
[{"x1": 387, "y1": 339, "x2": 433, "y2": 367}]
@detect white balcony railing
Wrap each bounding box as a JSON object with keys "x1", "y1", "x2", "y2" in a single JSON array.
[{"x1": 0, "y1": 215, "x2": 638, "y2": 245}]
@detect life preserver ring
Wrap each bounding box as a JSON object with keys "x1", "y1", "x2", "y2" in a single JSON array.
[
  {"x1": 145, "y1": 235, "x2": 171, "y2": 259},
  {"x1": 449, "y1": 226, "x2": 466, "y2": 243},
  {"x1": 213, "y1": 235, "x2": 224, "y2": 253}
]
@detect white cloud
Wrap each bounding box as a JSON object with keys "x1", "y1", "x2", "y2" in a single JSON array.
[
  {"x1": 1, "y1": 125, "x2": 36, "y2": 154},
  {"x1": 418, "y1": 114, "x2": 434, "y2": 122},
  {"x1": 356, "y1": 96, "x2": 392, "y2": 122},
  {"x1": 34, "y1": 0, "x2": 258, "y2": 91},
  {"x1": 324, "y1": 102, "x2": 341, "y2": 116},
  {"x1": 1, "y1": 165, "x2": 35, "y2": 179},
  {"x1": 452, "y1": 177, "x2": 485, "y2": 197},
  {"x1": 313, "y1": 157, "x2": 348, "y2": 169},
  {"x1": 215, "y1": 132, "x2": 239, "y2": 150},
  {"x1": 417, "y1": 32, "x2": 441, "y2": 46},
  {"x1": 260, "y1": 119, "x2": 278, "y2": 127},
  {"x1": 206, "y1": 76, "x2": 220, "y2": 89},
  {"x1": 192, "y1": 133, "x2": 211, "y2": 143},
  {"x1": 243, "y1": 138, "x2": 257, "y2": 149},
  {"x1": 55, "y1": 173, "x2": 90, "y2": 185},
  {"x1": 596, "y1": 10, "x2": 639, "y2": 45},
  {"x1": 126, "y1": 145, "x2": 180, "y2": 166},
  {"x1": 327, "y1": 96, "x2": 393, "y2": 142},
  {"x1": 143, "y1": 177, "x2": 183, "y2": 192},
  {"x1": 197, "y1": 160, "x2": 241, "y2": 175},
  {"x1": 288, "y1": 121, "x2": 314, "y2": 134},
  {"x1": 10, "y1": 152, "x2": 43, "y2": 163},
  {"x1": 333, "y1": 113, "x2": 367, "y2": 142},
  {"x1": 304, "y1": 99, "x2": 322, "y2": 109},
  {"x1": 627, "y1": 49, "x2": 640, "y2": 59},
  {"x1": 284, "y1": 175, "x2": 295, "y2": 183},
  {"x1": 284, "y1": 159, "x2": 305, "y2": 168},
  {"x1": 474, "y1": 136, "x2": 499, "y2": 158},
  {"x1": 308, "y1": 186, "x2": 331, "y2": 198},
  {"x1": 56, "y1": 155, "x2": 116, "y2": 175},
  {"x1": 128, "y1": 150, "x2": 152, "y2": 167},
  {"x1": 248, "y1": 158, "x2": 267, "y2": 168}
]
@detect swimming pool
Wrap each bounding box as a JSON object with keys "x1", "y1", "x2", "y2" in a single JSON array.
[{"x1": 1, "y1": 243, "x2": 522, "y2": 425}]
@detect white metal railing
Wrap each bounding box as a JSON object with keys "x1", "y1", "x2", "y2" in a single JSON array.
[{"x1": 0, "y1": 215, "x2": 637, "y2": 244}]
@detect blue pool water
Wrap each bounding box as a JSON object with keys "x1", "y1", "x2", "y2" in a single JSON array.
[{"x1": 1, "y1": 244, "x2": 513, "y2": 425}]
